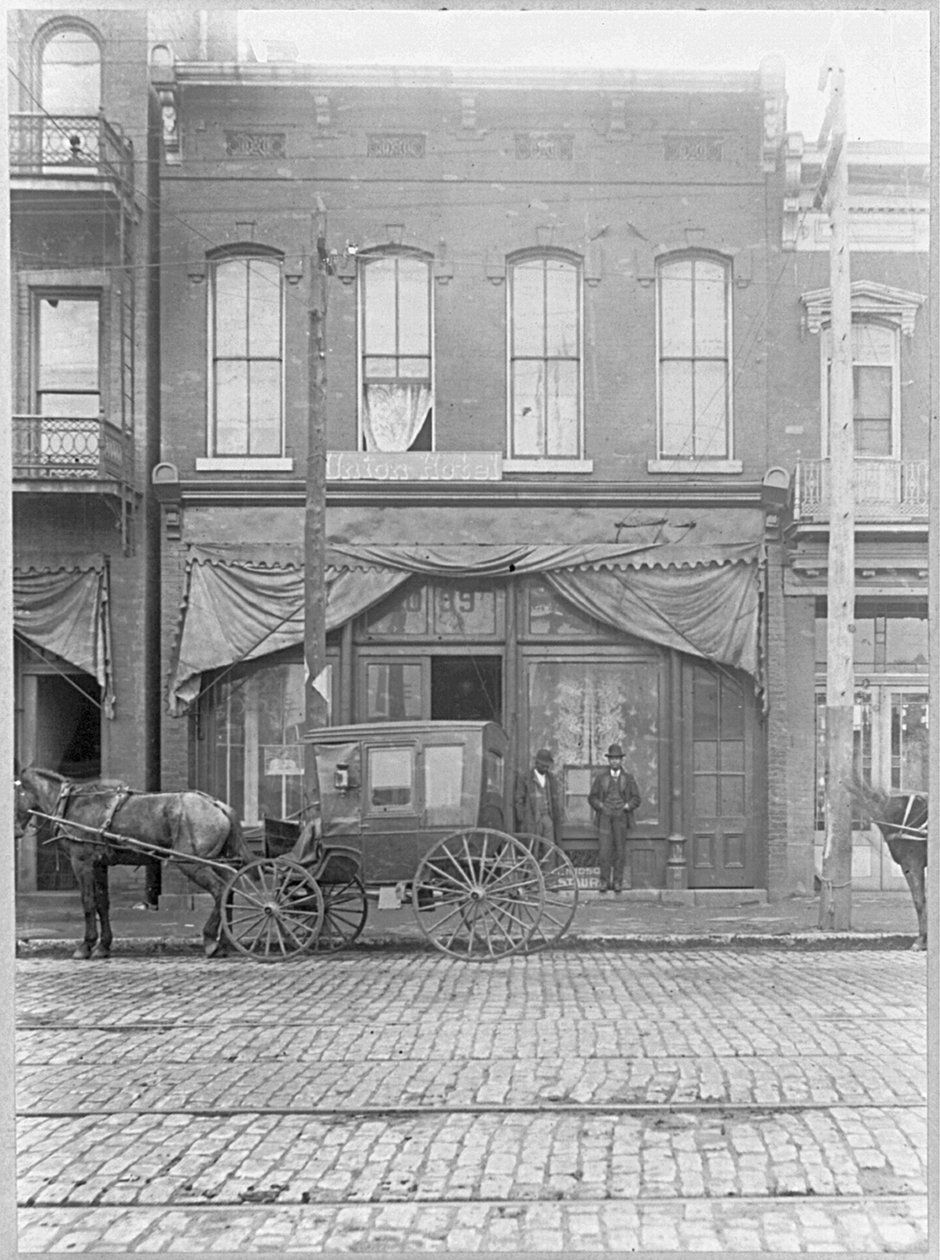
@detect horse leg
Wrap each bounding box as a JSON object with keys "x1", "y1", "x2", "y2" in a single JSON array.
[
  {"x1": 144, "y1": 858, "x2": 162, "y2": 910},
  {"x1": 900, "y1": 857, "x2": 927, "y2": 951},
  {"x1": 90, "y1": 863, "x2": 113, "y2": 960},
  {"x1": 178, "y1": 861, "x2": 229, "y2": 958},
  {"x1": 71, "y1": 855, "x2": 98, "y2": 961}
]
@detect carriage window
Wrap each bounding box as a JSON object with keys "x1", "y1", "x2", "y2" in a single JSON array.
[
  {"x1": 424, "y1": 744, "x2": 464, "y2": 826},
  {"x1": 367, "y1": 746, "x2": 414, "y2": 809}
]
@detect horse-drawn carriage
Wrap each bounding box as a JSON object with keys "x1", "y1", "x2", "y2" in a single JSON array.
[{"x1": 16, "y1": 721, "x2": 579, "y2": 962}]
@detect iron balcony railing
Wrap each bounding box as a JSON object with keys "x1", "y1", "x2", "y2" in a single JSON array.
[
  {"x1": 794, "y1": 458, "x2": 929, "y2": 523},
  {"x1": 13, "y1": 415, "x2": 131, "y2": 484},
  {"x1": 9, "y1": 113, "x2": 134, "y2": 195}
]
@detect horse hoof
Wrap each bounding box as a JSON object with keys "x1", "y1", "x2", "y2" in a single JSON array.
[
  {"x1": 204, "y1": 937, "x2": 224, "y2": 959},
  {"x1": 90, "y1": 945, "x2": 111, "y2": 961},
  {"x1": 911, "y1": 939, "x2": 927, "y2": 952},
  {"x1": 72, "y1": 946, "x2": 92, "y2": 961}
]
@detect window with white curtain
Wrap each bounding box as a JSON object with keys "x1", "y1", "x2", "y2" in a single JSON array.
[
  {"x1": 509, "y1": 253, "x2": 581, "y2": 458},
  {"x1": 209, "y1": 252, "x2": 283, "y2": 457},
  {"x1": 656, "y1": 253, "x2": 731, "y2": 460},
  {"x1": 822, "y1": 320, "x2": 899, "y2": 457},
  {"x1": 359, "y1": 251, "x2": 433, "y2": 452}
]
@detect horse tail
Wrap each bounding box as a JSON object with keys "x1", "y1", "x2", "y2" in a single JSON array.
[{"x1": 219, "y1": 802, "x2": 254, "y2": 862}]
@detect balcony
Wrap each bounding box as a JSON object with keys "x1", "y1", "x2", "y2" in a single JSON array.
[
  {"x1": 793, "y1": 458, "x2": 929, "y2": 525},
  {"x1": 13, "y1": 415, "x2": 132, "y2": 490},
  {"x1": 9, "y1": 114, "x2": 134, "y2": 200}
]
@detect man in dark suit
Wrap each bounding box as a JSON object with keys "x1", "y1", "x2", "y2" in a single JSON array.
[
  {"x1": 514, "y1": 748, "x2": 562, "y2": 844},
  {"x1": 588, "y1": 743, "x2": 641, "y2": 893}
]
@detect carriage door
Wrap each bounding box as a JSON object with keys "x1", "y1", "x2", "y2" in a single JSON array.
[
  {"x1": 361, "y1": 741, "x2": 421, "y2": 883},
  {"x1": 683, "y1": 664, "x2": 758, "y2": 888}
]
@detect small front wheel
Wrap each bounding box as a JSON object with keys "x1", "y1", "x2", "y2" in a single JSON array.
[
  {"x1": 411, "y1": 829, "x2": 544, "y2": 961},
  {"x1": 315, "y1": 877, "x2": 369, "y2": 951},
  {"x1": 221, "y1": 859, "x2": 325, "y2": 961}
]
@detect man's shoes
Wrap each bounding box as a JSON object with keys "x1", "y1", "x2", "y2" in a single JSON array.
[
  {"x1": 613, "y1": 884, "x2": 623, "y2": 894},
  {"x1": 598, "y1": 882, "x2": 611, "y2": 893}
]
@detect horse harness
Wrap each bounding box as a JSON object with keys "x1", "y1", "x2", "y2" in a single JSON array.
[
  {"x1": 48, "y1": 780, "x2": 134, "y2": 861},
  {"x1": 876, "y1": 792, "x2": 928, "y2": 843}
]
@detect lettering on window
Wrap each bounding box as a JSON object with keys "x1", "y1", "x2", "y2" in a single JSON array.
[
  {"x1": 663, "y1": 135, "x2": 725, "y2": 163},
  {"x1": 367, "y1": 134, "x2": 426, "y2": 159},
  {"x1": 224, "y1": 131, "x2": 287, "y2": 159},
  {"x1": 515, "y1": 133, "x2": 574, "y2": 160}
]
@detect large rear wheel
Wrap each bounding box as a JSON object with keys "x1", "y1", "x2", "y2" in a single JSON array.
[
  {"x1": 513, "y1": 833, "x2": 579, "y2": 951},
  {"x1": 221, "y1": 859, "x2": 325, "y2": 961},
  {"x1": 411, "y1": 829, "x2": 544, "y2": 961}
]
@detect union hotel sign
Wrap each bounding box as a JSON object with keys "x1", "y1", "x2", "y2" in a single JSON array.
[{"x1": 327, "y1": 452, "x2": 503, "y2": 481}]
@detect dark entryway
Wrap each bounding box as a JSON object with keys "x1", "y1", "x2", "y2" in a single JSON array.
[
  {"x1": 431, "y1": 656, "x2": 502, "y2": 724},
  {"x1": 32, "y1": 672, "x2": 101, "y2": 889}
]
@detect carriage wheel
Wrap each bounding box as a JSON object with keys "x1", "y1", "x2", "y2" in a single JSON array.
[
  {"x1": 411, "y1": 829, "x2": 544, "y2": 961},
  {"x1": 513, "y1": 833, "x2": 580, "y2": 951},
  {"x1": 314, "y1": 877, "x2": 369, "y2": 952},
  {"x1": 221, "y1": 859, "x2": 325, "y2": 961}
]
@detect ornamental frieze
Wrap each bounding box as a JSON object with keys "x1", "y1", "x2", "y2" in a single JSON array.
[
  {"x1": 663, "y1": 134, "x2": 725, "y2": 163},
  {"x1": 224, "y1": 131, "x2": 287, "y2": 159},
  {"x1": 515, "y1": 133, "x2": 574, "y2": 160},
  {"x1": 367, "y1": 133, "x2": 426, "y2": 158}
]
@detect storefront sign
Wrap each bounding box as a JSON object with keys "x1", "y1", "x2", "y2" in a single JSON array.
[{"x1": 327, "y1": 451, "x2": 503, "y2": 482}]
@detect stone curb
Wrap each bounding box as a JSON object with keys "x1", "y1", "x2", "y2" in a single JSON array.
[{"x1": 15, "y1": 931, "x2": 919, "y2": 956}]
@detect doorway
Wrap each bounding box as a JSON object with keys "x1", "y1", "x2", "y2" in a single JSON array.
[{"x1": 431, "y1": 656, "x2": 502, "y2": 724}]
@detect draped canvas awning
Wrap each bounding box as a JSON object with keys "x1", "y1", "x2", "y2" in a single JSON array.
[
  {"x1": 167, "y1": 540, "x2": 764, "y2": 715},
  {"x1": 14, "y1": 556, "x2": 115, "y2": 717}
]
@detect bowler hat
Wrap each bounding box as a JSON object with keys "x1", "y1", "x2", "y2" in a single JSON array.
[
  {"x1": 606, "y1": 743, "x2": 624, "y2": 758},
  {"x1": 535, "y1": 748, "x2": 554, "y2": 764}
]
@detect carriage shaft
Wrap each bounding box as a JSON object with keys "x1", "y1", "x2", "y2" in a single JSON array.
[{"x1": 28, "y1": 810, "x2": 239, "y2": 873}]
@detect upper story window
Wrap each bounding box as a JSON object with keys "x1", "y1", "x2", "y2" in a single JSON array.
[
  {"x1": 508, "y1": 253, "x2": 581, "y2": 458},
  {"x1": 656, "y1": 252, "x2": 731, "y2": 461},
  {"x1": 209, "y1": 252, "x2": 283, "y2": 457},
  {"x1": 35, "y1": 294, "x2": 100, "y2": 417},
  {"x1": 359, "y1": 250, "x2": 433, "y2": 452},
  {"x1": 822, "y1": 320, "x2": 898, "y2": 457},
  {"x1": 40, "y1": 27, "x2": 101, "y2": 114}
]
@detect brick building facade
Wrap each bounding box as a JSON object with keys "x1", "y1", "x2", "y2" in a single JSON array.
[{"x1": 11, "y1": 10, "x2": 931, "y2": 899}]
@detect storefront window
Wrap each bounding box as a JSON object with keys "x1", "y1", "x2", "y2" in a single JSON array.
[
  {"x1": 527, "y1": 659, "x2": 661, "y2": 827},
  {"x1": 525, "y1": 580, "x2": 602, "y2": 637},
  {"x1": 365, "y1": 662, "x2": 423, "y2": 721},
  {"x1": 203, "y1": 658, "x2": 314, "y2": 824}
]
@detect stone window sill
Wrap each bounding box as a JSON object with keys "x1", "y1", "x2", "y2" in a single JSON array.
[
  {"x1": 195, "y1": 456, "x2": 294, "y2": 472},
  {"x1": 503, "y1": 458, "x2": 594, "y2": 474},
  {"x1": 647, "y1": 458, "x2": 743, "y2": 474}
]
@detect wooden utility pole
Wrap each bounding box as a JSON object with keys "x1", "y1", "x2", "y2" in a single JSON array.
[
  {"x1": 815, "y1": 30, "x2": 855, "y2": 930},
  {"x1": 304, "y1": 198, "x2": 331, "y2": 758}
]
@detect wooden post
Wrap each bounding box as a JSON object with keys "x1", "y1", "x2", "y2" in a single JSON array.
[
  {"x1": 304, "y1": 198, "x2": 330, "y2": 784},
  {"x1": 816, "y1": 32, "x2": 854, "y2": 930}
]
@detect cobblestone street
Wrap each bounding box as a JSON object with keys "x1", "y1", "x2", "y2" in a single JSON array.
[{"x1": 16, "y1": 948, "x2": 928, "y2": 1254}]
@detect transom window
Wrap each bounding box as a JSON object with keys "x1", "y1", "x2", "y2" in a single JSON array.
[
  {"x1": 509, "y1": 253, "x2": 581, "y2": 457},
  {"x1": 359, "y1": 251, "x2": 433, "y2": 452},
  {"x1": 209, "y1": 252, "x2": 283, "y2": 457},
  {"x1": 36, "y1": 294, "x2": 100, "y2": 417},
  {"x1": 657, "y1": 252, "x2": 731, "y2": 460},
  {"x1": 40, "y1": 27, "x2": 101, "y2": 114},
  {"x1": 823, "y1": 320, "x2": 898, "y2": 457}
]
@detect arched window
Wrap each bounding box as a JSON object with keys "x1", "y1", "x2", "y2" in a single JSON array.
[
  {"x1": 40, "y1": 27, "x2": 101, "y2": 114},
  {"x1": 656, "y1": 252, "x2": 732, "y2": 461},
  {"x1": 508, "y1": 252, "x2": 582, "y2": 458},
  {"x1": 209, "y1": 251, "x2": 284, "y2": 457},
  {"x1": 358, "y1": 250, "x2": 433, "y2": 452}
]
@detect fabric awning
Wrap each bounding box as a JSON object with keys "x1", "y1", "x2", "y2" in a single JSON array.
[
  {"x1": 13, "y1": 556, "x2": 115, "y2": 717},
  {"x1": 167, "y1": 540, "x2": 763, "y2": 714}
]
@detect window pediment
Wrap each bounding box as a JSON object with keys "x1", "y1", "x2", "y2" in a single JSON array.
[{"x1": 800, "y1": 281, "x2": 924, "y2": 337}]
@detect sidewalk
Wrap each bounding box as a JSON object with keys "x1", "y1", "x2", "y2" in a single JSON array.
[{"x1": 15, "y1": 885, "x2": 923, "y2": 953}]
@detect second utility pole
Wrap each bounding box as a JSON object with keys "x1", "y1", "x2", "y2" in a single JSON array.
[
  {"x1": 815, "y1": 30, "x2": 855, "y2": 930},
  {"x1": 304, "y1": 197, "x2": 330, "y2": 756}
]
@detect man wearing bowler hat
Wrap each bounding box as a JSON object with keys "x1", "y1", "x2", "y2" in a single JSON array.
[
  {"x1": 514, "y1": 747, "x2": 562, "y2": 844},
  {"x1": 588, "y1": 743, "x2": 642, "y2": 892}
]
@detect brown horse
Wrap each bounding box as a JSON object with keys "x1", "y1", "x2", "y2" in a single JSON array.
[
  {"x1": 848, "y1": 778, "x2": 928, "y2": 950},
  {"x1": 15, "y1": 767, "x2": 253, "y2": 959}
]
